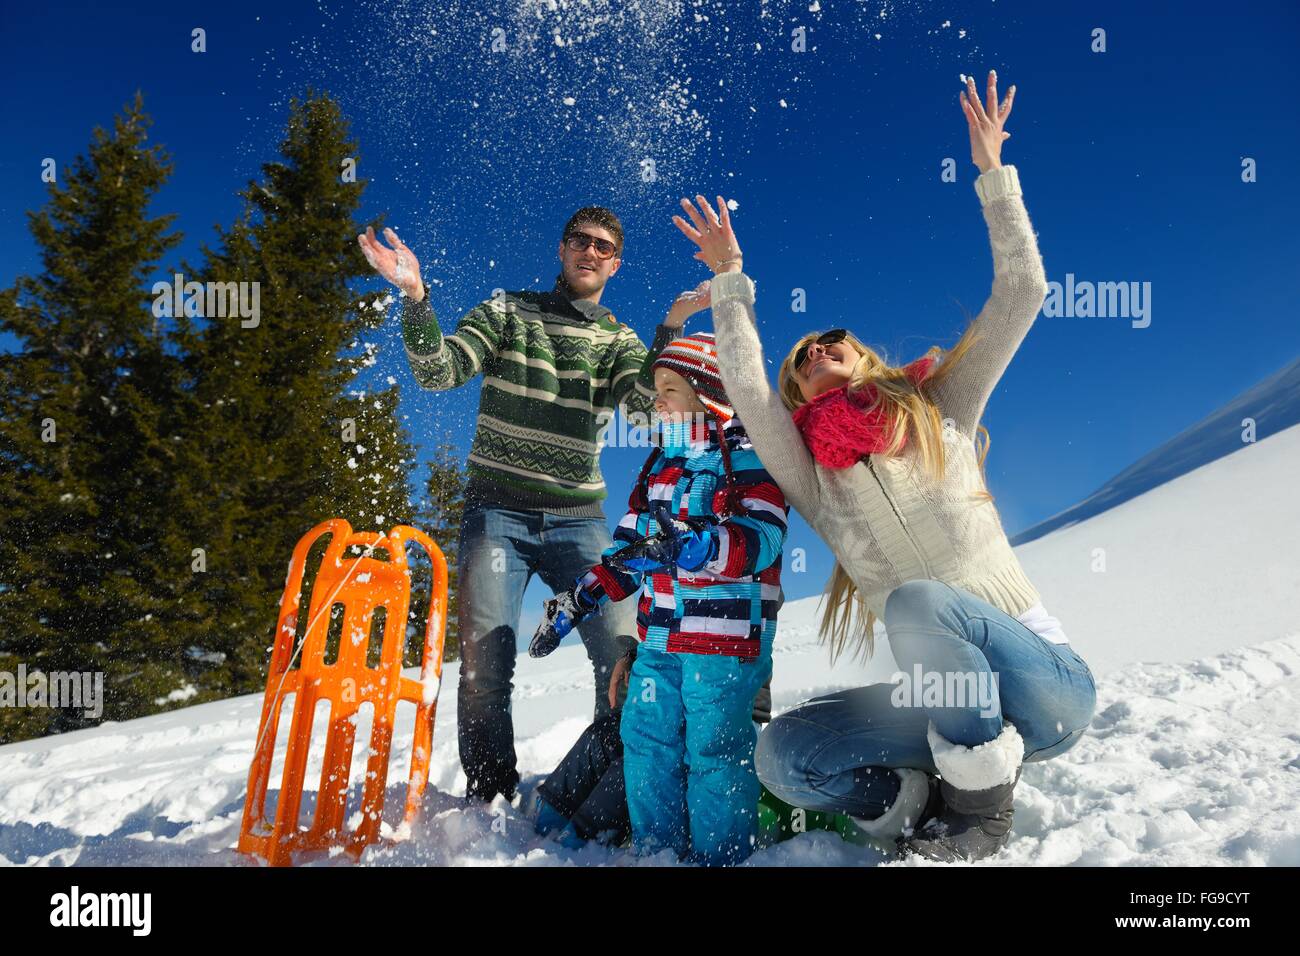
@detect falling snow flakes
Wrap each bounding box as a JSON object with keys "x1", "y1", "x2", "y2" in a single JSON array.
[{"x1": 562, "y1": 96, "x2": 576, "y2": 106}]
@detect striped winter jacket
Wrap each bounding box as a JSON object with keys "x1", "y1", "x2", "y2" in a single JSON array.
[{"x1": 578, "y1": 415, "x2": 788, "y2": 658}]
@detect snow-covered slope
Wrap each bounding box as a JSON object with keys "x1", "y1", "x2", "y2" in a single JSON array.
[
  {"x1": 1012, "y1": 354, "x2": 1300, "y2": 544},
  {"x1": 3, "y1": 425, "x2": 1299, "y2": 866},
  {"x1": 1014, "y1": 420, "x2": 1300, "y2": 676}
]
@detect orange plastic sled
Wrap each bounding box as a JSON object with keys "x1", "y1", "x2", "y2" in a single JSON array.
[{"x1": 238, "y1": 519, "x2": 448, "y2": 866}]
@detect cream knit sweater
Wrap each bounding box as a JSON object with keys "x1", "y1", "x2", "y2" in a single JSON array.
[{"x1": 708, "y1": 164, "x2": 1051, "y2": 629}]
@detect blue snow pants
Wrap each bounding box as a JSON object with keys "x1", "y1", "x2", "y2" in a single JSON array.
[{"x1": 620, "y1": 643, "x2": 774, "y2": 866}]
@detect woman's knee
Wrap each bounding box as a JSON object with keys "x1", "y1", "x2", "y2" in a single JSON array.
[
  {"x1": 754, "y1": 714, "x2": 817, "y2": 798},
  {"x1": 883, "y1": 579, "x2": 952, "y2": 629}
]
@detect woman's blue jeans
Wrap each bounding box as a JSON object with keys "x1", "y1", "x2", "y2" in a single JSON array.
[{"x1": 755, "y1": 579, "x2": 1096, "y2": 817}]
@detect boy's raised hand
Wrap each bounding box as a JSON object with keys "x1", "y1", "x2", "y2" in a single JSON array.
[
  {"x1": 665, "y1": 279, "x2": 712, "y2": 329},
  {"x1": 672, "y1": 195, "x2": 743, "y2": 275}
]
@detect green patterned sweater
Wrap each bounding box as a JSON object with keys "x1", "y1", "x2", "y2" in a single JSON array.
[{"x1": 401, "y1": 284, "x2": 675, "y2": 516}]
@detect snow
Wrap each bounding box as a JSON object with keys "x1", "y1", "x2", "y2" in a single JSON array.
[{"x1": 3, "y1": 412, "x2": 1298, "y2": 866}]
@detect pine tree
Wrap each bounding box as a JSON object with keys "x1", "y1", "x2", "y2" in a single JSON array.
[
  {"x1": 174, "y1": 90, "x2": 418, "y2": 698},
  {"x1": 409, "y1": 435, "x2": 467, "y2": 663},
  {"x1": 0, "y1": 92, "x2": 188, "y2": 740}
]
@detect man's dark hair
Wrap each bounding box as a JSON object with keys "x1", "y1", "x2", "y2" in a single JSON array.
[{"x1": 562, "y1": 206, "x2": 624, "y2": 256}]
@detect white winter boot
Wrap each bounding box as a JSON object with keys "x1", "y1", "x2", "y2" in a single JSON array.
[{"x1": 900, "y1": 720, "x2": 1025, "y2": 863}]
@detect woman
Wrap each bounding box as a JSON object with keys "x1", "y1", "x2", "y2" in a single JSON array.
[{"x1": 669, "y1": 70, "x2": 1097, "y2": 862}]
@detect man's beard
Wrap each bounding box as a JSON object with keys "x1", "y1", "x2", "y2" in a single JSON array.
[{"x1": 555, "y1": 268, "x2": 600, "y2": 298}]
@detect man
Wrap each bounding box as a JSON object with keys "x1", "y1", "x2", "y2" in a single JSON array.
[{"x1": 359, "y1": 207, "x2": 697, "y2": 802}]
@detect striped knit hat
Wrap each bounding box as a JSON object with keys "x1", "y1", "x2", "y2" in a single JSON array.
[{"x1": 651, "y1": 331, "x2": 734, "y2": 421}]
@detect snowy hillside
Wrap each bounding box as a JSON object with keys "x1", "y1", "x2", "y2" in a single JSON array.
[
  {"x1": 1012, "y1": 354, "x2": 1300, "y2": 544},
  {"x1": 2, "y1": 425, "x2": 1298, "y2": 866}
]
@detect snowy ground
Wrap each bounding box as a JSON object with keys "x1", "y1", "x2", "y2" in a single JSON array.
[{"x1": 3, "y1": 425, "x2": 1298, "y2": 866}]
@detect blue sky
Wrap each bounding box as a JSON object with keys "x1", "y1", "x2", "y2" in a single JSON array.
[{"x1": 3, "y1": 0, "x2": 1298, "y2": 609}]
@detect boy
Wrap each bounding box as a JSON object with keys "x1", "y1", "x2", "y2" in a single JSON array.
[{"x1": 530, "y1": 332, "x2": 788, "y2": 865}]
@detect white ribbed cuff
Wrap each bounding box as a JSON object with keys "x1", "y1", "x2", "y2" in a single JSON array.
[
  {"x1": 709, "y1": 270, "x2": 756, "y2": 306},
  {"x1": 973, "y1": 164, "x2": 1021, "y2": 206}
]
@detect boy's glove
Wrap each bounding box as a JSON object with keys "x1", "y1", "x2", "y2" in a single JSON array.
[
  {"x1": 529, "y1": 584, "x2": 599, "y2": 658},
  {"x1": 606, "y1": 504, "x2": 719, "y2": 575}
]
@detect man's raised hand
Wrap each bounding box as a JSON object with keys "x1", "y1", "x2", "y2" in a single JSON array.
[{"x1": 358, "y1": 226, "x2": 425, "y2": 301}]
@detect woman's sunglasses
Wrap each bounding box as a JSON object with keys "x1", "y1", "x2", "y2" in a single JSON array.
[
  {"x1": 794, "y1": 328, "x2": 850, "y2": 373},
  {"x1": 563, "y1": 231, "x2": 618, "y2": 259}
]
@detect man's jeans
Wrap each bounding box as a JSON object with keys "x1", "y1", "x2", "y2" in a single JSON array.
[
  {"x1": 755, "y1": 579, "x2": 1097, "y2": 818},
  {"x1": 456, "y1": 503, "x2": 638, "y2": 801}
]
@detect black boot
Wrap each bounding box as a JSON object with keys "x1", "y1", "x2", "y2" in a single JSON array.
[{"x1": 900, "y1": 720, "x2": 1024, "y2": 863}]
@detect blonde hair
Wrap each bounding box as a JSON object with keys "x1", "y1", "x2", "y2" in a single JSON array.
[{"x1": 778, "y1": 322, "x2": 994, "y2": 665}]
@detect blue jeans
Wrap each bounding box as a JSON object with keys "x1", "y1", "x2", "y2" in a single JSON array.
[
  {"x1": 621, "y1": 645, "x2": 774, "y2": 866},
  {"x1": 456, "y1": 503, "x2": 638, "y2": 800},
  {"x1": 755, "y1": 579, "x2": 1096, "y2": 817}
]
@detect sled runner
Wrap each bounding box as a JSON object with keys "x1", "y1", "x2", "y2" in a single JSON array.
[
  {"x1": 238, "y1": 519, "x2": 448, "y2": 866},
  {"x1": 756, "y1": 783, "x2": 842, "y2": 847}
]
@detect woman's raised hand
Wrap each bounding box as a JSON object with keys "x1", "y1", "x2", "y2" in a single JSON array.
[
  {"x1": 672, "y1": 195, "x2": 743, "y2": 275},
  {"x1": 357, "y1": 225, "x2": 425, "y2": 301},
  {"x1": 960, "y1": 69, "x2": 1015, "y2": 175}
]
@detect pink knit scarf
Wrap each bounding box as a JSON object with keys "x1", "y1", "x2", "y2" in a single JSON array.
[{"x1": 792, "y1": 357, "x2": 936, "y2": 469}]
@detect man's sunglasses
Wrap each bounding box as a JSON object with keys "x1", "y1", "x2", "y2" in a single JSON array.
[
  {"x1": 563, "y1": 231, "x2": 618, "y2": 260},
  {"x1": 794, "y1": 329, "x2": 850, "y2": 373}
]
